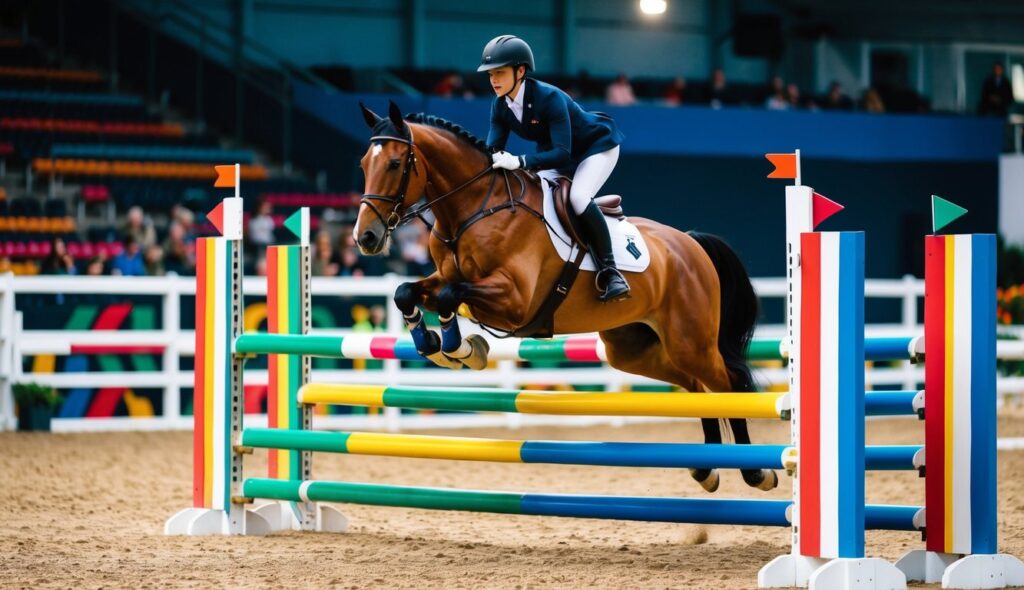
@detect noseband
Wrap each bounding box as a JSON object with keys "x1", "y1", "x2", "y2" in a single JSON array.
[{"x1": 360, "y1": 130, "x2": 420, "y2": 233}]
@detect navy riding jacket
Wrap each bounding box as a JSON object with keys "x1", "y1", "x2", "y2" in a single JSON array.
[{"x1": 486, "y1": 78, "x2": 624, "y2": 171}]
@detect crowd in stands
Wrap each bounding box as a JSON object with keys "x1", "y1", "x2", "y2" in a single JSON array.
[
  {"x1": 415, "y1": 62, "x2": 1022, "y2": 117},
  {"x1": 4, "y1": 200, "x2": 434, "y2": 279},
  {"x1": 1, "y1": 30, "x2": 1018, "y2": 284},
  {"x1": 414, "y1": 66, "x2": 939, "y2": 114}
]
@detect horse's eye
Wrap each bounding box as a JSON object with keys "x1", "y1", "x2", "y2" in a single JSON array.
[{"x1": 388, "y1": 159, "x2": 400, "y2": 170}]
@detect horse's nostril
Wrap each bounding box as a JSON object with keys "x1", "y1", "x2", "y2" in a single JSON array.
[{"x1": 359, "y1": 231, "x2": 378, "y2": 249}]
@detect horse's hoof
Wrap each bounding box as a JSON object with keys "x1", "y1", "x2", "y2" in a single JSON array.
[
  {"x1": 425, "y1": 350, "x2": 463, "y2": 370},
  {"x1": 450, "y1": 334, "x2": 490, "y2": 371},
  {"x1": 743, "y1": 469, "x2": 779, "y2": 491},
  {"x1": 689, "y1": 468, "x2": 720, "y2": 493}
]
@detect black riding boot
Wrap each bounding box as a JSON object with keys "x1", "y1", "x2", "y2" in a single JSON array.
[{"x1": 577, "y1": 201, "x2": 630, "y2": 302}]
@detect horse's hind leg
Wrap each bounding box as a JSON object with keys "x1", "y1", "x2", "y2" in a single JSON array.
[
  {"x1": 674, "y1": 347, "x2": 778, "y2": 492},
  {"x1": 727, "y1": 418, "x2": 778, "y2": 491},
  {"x1": 599, "y1": 324, "x2": 722, "y2": 493},
  {"x1": 651, "y1": 299, "x2": 779, "y2": 493}
]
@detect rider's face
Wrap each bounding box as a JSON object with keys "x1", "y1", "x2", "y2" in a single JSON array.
[{"x1": 488, "y1": 66, "x2": 524, "y2": 96}]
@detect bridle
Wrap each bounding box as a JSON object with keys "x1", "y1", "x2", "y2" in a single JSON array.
[
  {"x1": 360, "y1": 125, "x2": 510, "y2": 243},
  {"x1": 359, "y1": 129, "x2": 421, "y2": 234},
  {"x1": 359, "y1": 122, "x2": 551, "y2": 276}
]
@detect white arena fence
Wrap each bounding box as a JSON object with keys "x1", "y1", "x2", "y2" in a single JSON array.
[{"x1": 1, "y1": 272, "x2": 1022, "y2": 433}]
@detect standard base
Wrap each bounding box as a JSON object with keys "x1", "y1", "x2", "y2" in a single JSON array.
[
  {"x1": 895, "y1": 550, "x2": 959, "y2": 583},
  {"x1": 759, "y1": 554, "x2": 830, "y2": 588},
  {"x1": 165, "y1": 503, "x2": 346, "y2": 535},
  {"x1": 943, "y1": 554, "x2": 1024, "y2": 589},
  {"x1": 760, "y1": 554, "x2": 906, "y2": 589},
  {"x1": 164, "y1": 507, "x2": 272, "y2": 536},
  {"x1": 253, "y1": 501, "x2": 348, "y2": 533},
  {"x1": 809, "y1": 558, "x2": 906, "y2": 590},
  {"x1": 897, "y1": 550, "x2": 1024, "y2": 588}
]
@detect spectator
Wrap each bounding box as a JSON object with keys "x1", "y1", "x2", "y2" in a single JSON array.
[
  {"x1": 606, "y1": 74, "x2": 637, "y2": 106},
  {"x1": 369, "y1": 304, "x2": 387, "y2": 330},
  {"x1": 663, "y1": 76, "x2": 687, "y2": 106},
  {"x1": 338, "y1": 224, "x2": 357, "y2": 248},
  {"x1": 120, "y1": 206, "x2": 157, "y2": 249},
  {"x1": 764, "y1": 76, "x2": 789, "y2": 110},
  {"x1": 84, "y1": 256, "x2": 106, "y2": 276},
  {"x1": 173, "y1": 205, "x2": 197, "y2": 241},
  {"x1": 0, "y1": 256, "x2": 11, "y2": 274},
  {"x1": 163, "y1": 220, "x2": 195, "y2": 274},
  {"x1": 144, "y1": 244, "x2": 165, "y2": 276},
  {"x1": 433, "y1": 71, "x2": 473, "y2": 99},
  {"x1": 393, "y1": 224, "x2": 433, "y2": 276},
  {"x1": 312, "y1": 230, "x2": 339, "y2": 276},
  {"x1": 861, "y1": 87, "x2": 886, "y2": 113},
  {"x1": 248, "y1": 199, "x2": 276, "y2": 252},
  {"x1": 708, "y1": 68, "x2": 736, "y2": 108},
  {"x1": 786, "y1": 83, "x2": 805, "y2": 109},
  {"x1": 40, "y1": 237, "x2": 76, "y2": 275},
  {"x1": 254, "y1": 255, "x2": 267, "y2": 278},
  {"x1": 978, "y1": 62, "x2": 1015, "y2": 117},
  {"x1": 336, "y1": 246, "x2": 365, "y2": 278},
  {"x1": 111, "y1": 235, "x2": 145, "y2": 276},
  {"x1": 821, "y1": 81, "x2": 853, "y2": 111}
]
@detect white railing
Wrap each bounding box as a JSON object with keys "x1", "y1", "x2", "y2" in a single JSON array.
[{"x1": 1, "y1": 272, "x2": 1021, "y2": 432}]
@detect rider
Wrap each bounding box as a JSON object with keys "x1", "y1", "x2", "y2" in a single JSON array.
[{"x1": 477, "y1": 35, "x2": 630, "y2": 302}]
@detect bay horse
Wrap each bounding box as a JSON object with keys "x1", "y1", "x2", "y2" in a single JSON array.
[{"x1": 353, "y1": 101, "x2": 776, "y2": 493}]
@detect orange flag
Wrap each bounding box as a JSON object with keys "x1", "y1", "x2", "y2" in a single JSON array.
[
  {"x1": 213, "y1": 164, "x2": 237, "y2": 188},
  {"x1": 765, "y1": 153, "x2": 797, "y2": 179}
]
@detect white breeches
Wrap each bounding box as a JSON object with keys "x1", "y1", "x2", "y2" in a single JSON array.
[{"x1": 537, "y1": 146, "x2": 620, "y2": 215}]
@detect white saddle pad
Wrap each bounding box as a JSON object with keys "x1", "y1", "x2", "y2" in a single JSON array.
[{"x1": 541, "y1": 180, "x2": 651, "y2": 273}]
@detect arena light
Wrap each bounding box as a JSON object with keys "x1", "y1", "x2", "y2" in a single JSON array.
[{"x1": 639, "y1": 0, "x2": 667, "y2": 16}]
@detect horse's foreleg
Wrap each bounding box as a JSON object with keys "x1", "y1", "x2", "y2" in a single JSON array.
[
  {"x1": 436, "y1": 282, "x2": 490, "y2": 370},
  {"x1": 394, "y1": 276, "x2": 463, "y2": 370}
]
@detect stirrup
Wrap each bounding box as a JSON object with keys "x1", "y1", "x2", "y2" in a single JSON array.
[{"x1": 595, "y1": 268, "x2": 630, "y2": 302}]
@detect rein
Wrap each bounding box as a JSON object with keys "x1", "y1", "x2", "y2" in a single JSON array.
[{"x1": 360, "y1": 128, "x2": 546, "y2": 275}]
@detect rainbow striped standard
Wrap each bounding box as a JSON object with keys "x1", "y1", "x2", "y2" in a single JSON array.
[
  {"x1": 266, "y1": 245, "x2": 305, "y2": 481},
  {"x1": 797, "y1": 231, "x2": 865, "y2": 560},
  {"x1": 193, "y1": 237, "x2": 235, "y2": 511},
  {"x1": 240, "y1": 428, "x2": 921, "y2": 471},
  {"x1": 924, "y1": 234, "x2": 997, "y2": 555},
  {"x1": 241, "y1": 479, "x2": 921, "y2": 530}
]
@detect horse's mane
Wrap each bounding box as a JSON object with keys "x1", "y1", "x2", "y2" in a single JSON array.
[{"x1": 404, "y1": 113, "x2": 490, "y2": 154}]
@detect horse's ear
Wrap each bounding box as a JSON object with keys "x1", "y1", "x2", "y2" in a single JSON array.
[
  {"x1": 388, "y1": 100, "x2": 406, "y2": 133},
  {"x1": 360, "y1": 102, "x2": 381, "y2": 129}
]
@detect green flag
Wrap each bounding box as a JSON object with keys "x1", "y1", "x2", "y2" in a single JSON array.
[
  {"x1": 283, "y1": 208, "x2": 309, "y2": 245},
  {"x1": 931, "y1": 195, "x2": 967, "y2": 233}
]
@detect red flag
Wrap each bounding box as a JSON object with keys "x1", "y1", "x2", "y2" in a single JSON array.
[
  {"x1": 207, "y1": 201, "x2": 225, "y2": 236},
  {"x1": 811, "y1": 192, "x2": 844, "y2": 228}
]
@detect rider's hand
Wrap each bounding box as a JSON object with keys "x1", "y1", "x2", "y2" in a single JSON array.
[{"x1": 491, "y1": 151, "x2": 524, "y2": 171}]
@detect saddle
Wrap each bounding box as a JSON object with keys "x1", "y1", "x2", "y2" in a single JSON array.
[
  {"x1": 548, "y1": 177, "x2": 624, "y2": 245},
  {"x1": 509, "y1": 177, "x2": 627, "y2": 339}
]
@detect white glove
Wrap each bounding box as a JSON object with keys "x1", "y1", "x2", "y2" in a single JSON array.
[{"x1": 491, "y1": 151, "x2": 523, "y2": 170}]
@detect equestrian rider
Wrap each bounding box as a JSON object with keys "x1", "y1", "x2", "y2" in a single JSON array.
[{"x1": 478, "y1": 35, "x2": 630, "y2": 302}]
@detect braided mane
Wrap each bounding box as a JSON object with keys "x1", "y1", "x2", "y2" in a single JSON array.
[{"x1": 404, "y1": 113, "x2": 489, "y2": 154}]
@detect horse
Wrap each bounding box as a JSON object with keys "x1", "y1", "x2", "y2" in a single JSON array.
[{"x1": 352, "y1": 101, "x2": 776, "y2": 493}]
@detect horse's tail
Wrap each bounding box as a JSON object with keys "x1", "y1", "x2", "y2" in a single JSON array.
[{"x1": 688, "y1": 232, "x2": 759, "y2": 393}]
